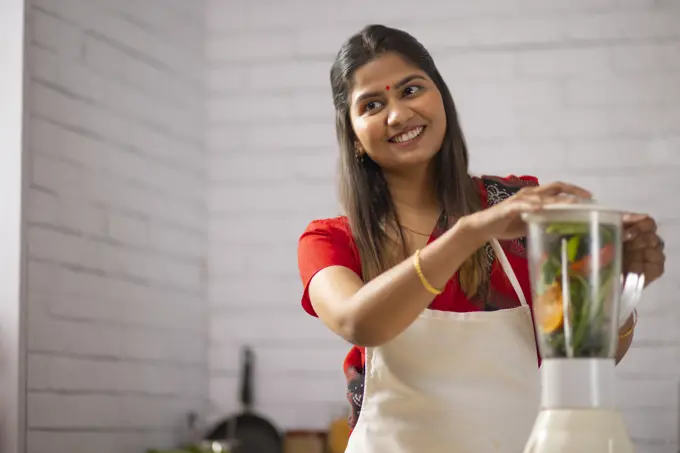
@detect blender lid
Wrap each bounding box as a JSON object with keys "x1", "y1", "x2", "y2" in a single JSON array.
[{"x1": 520, "y1": 199, "x2": 627, "y2": 222}]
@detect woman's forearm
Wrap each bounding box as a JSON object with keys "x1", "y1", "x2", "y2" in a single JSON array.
[{"x1": 346, "y1": 217, "x2": 487, "y2": 347}]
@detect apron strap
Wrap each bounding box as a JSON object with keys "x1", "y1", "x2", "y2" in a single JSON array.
[{"x1": 490, "y1": 239, "x2": 528, "y2": 307}]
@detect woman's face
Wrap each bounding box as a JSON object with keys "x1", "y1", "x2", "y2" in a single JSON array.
[{"x1": 348, "y1": 52, "x2": 447, "y2": 172}]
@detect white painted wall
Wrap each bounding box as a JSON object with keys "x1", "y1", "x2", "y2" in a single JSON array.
[
  {"x1": 206, "y1": 1, "x2": 680, "y2": 452},
  {"x1": 23, "y1": 0, "x2": 207, "y2": 452}
]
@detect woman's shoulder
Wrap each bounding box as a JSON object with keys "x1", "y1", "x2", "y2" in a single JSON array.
[{"x1": 300, "y1": 215, "x2": 352, "y2": 239}]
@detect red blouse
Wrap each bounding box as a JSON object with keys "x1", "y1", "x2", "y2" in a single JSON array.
[{"x1": 297, "y1": 175, "x2": 540, "y2": 429}]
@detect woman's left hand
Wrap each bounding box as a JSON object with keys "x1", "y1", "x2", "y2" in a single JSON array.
[{"x1": 622, "y1": 213, "x2": 666, "y2": 287}]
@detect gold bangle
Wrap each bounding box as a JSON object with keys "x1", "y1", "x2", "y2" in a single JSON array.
[
  {"x1": 413, "y1": 249, "x2": 443, "y2": 296},
  {"x1": 619, "y1": 309, "x2": 638, "y2": 339}
]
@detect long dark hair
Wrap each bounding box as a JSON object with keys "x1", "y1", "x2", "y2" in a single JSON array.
[{"x1": 330, "y1": 24, "x2": 488, "y2": 298}]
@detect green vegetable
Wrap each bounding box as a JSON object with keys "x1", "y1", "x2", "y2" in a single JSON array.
[{"x1": 534, "y1": 222, "x2": 619, "y2": 358}]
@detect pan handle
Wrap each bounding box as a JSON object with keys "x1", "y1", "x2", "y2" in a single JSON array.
[{"x1": 240, "y1": 346, "x2": 254, "y2": 410}]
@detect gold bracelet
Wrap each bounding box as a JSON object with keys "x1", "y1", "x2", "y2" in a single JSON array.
[
  {"x1": 413, "y1": 249, "x2": 443, "y2": 296},
  {"x1": 619, "y1": 309, "x2": 638, "y2": 339}
]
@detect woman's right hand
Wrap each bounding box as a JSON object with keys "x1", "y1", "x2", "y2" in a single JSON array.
[{"x1": 464, "y1": 181, "x2": 593, "y2": 241}]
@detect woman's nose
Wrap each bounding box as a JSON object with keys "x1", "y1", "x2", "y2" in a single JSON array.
[{"x1": 386, "y1": 102, "x2": 414, "y2": 127}]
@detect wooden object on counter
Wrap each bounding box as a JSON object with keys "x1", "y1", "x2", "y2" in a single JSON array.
[
  {"x1": 326, "y1": 415, "x2": 350, "y2": 453},
  {"x1": 283, "y1": 430, "x2": 325, "y2": 453}
]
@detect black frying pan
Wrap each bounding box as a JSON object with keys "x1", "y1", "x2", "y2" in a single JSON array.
[{"x1": 204, "y1": 346, "x2": 282, "y2": 453}]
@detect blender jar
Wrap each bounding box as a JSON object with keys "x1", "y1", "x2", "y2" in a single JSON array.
[{"x1": 522, "y1": 204, "x2": 624, "y2": 360}]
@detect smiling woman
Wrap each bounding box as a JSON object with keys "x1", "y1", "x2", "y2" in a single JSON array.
[
  {"x1": 330, "y1": 32, "x2": 486, "y2": 290},
  {"x1": 295, "y1": 24, "x2": 658, "y2": 453}
]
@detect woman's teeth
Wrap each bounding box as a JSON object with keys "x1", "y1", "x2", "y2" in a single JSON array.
[{"x1": 391, "y1": 126, "x2": 424, "y2": 143}]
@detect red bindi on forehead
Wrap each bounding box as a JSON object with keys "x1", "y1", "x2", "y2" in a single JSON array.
[{"x1": 385, "y1": 85, "x2": 390, "y2": 90}]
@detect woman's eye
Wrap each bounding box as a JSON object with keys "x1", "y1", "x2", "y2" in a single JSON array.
[
  {"x1": 365, "y1": 100, "x2": 383, "y2": 112},
  {"x1": 403, "y1": 85, "x2": 422, "y2": 96}
]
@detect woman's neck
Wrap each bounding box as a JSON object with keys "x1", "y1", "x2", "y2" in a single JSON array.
[{"x1": 383, "y1": 163, "x2": 440, "y2": 229}]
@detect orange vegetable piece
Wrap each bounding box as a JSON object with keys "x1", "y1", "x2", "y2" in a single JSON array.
[
  {"x1": 535, "y1": 282, "x2": 564, "y2": 333},
  {"x1": 570, "y1": 243, "x2": 615, "y2": 275}
]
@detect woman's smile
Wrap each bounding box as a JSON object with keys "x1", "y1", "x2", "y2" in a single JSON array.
[{"x1": 387, "y1": 125, "x2": 427, "y2": 149}]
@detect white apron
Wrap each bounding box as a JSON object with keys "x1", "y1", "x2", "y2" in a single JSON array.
[{"x1": 345, "y1": 239, "x2": 541, "y2": 453}]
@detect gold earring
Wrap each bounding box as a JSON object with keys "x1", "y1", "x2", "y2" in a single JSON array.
[{"x1": 355, "y1": 142, "x2": 365, "y2": 163}]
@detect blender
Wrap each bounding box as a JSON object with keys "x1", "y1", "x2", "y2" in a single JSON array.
[{"x1": 521, "y1": 202, "x2": 645, "y2": 453}]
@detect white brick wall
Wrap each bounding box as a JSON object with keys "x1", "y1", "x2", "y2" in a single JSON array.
[
  {"x1": 206, "y1": 1, "x2": 680, "y2": 451},
  {"x1": 23, "y1": 0, "x2": 207, "y2": 452}
]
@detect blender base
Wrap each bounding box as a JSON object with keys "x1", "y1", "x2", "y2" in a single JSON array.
[
  {"x1": 522, "y1": 409, "x2": 634, "y2": 453},
  {"x1": 523, "y1": 359, "x2": 634, "y2": 453}
]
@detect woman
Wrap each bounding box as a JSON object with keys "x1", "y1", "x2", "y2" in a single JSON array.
[{"x1": 297, "y1": 24, "x2": 666, "y2": 453}]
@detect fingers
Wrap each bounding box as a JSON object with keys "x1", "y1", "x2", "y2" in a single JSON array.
[
  {"x1": 645, "y1": 248, "x2": 666, "y2": 265},
  {"x1": 541, "y1": 193, "x2": 584, "y2": 206},
  {"x1": 624, "y1": 248, "x2": 665, "y2": 264},
  {"x1": 530, "y1": 181, "x2": 593, "y2": 200},
  {"x1": 623, "y1": 215, "x2": 658, "y2": 239},
  {"x1": 626, "y1": 258, "x2": 665, "y2": 286},
  {"x1": 515, "y1": 182, "x2": 592, "y2": 211},
  {"x1": 624, "y1": 231, "x2": 663, "y2": 251},
  {"x1": 644, "y1": 262, "x2": 665, "y2": 282},
  {"x1": 623, "y1": 221, "x2": 666, "y2": 286},
  {"x1": 625, "y1": 260, "x2": 645, "y2": 275},
  {"x1": 512, "y1": 192, "x2": 583, "y2": 212},
  {"x1": 622, "y1": 213, "x2": 648, "y2": 223}
]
